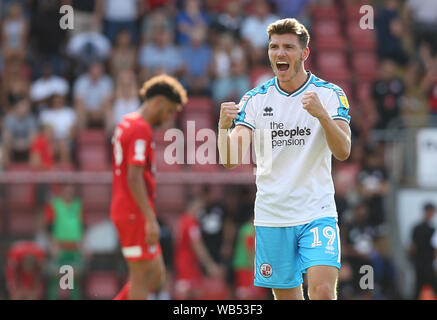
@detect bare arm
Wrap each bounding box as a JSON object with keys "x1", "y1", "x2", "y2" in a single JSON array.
[
  {"x1": 127, "y1": 164, "x2": 159, "y2": 245},
  {"x1": 319, "y1": 117, "x2": 351, "y2": 161},
  {"x1": 191, "y1": 238, "x2": 221, "y2": 277},
  {"x1": 302, "y1": 91, "x2": 351, "y2": 161}
]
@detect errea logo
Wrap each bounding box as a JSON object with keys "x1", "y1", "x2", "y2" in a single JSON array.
[{"x1": 263, "y1": 107, "x2": 273, "y2": 117}]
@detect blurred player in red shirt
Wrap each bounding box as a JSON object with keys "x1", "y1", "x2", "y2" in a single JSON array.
[
  {"x1": 5, "y1": 241, "x2": 45, "y2": 300},
  {"x1": 174, "y1": 199, "x2": 223, "y2": 299},
  {"x1": 111, "y1": 74, "x2": 187, "y2": 300}
]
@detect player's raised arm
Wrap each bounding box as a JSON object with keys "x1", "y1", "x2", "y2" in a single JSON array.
[
  {"x1": 217, "y1": 102, "x2": 252, "y2": 169},
  {"x1": 302, "y1": 91, "x2": 351, "y2": 161}
]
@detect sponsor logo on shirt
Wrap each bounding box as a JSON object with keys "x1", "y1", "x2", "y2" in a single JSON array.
[{"x1": 263, "y1": 106, "x2": 274, "y2": 117}]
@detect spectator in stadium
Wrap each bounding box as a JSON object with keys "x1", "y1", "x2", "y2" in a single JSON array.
[
  {"x1": 30, "y1": 63, "x2": 69, "y2": 113},
  {"x1": 240, "y1": 0, "x2": 279, "y2": 64},
  {"x1": 1, "y1": 98, "x2": 37, "y2": 168},
  {"x1": 39, "y1": 94, "x2": 77, "y2": 166},
  {"x1": 29, "y1": 124, "x2": 55, "y2": 171},
  {"x1": 180, "y1": 25, "x2": 212, "y2": 95},
  {"x1": 357, "y1": 144, "x2": 389, "y2": 229},
  {"x1": 66, "y1": 30, "x2": 112, "y2": 77},
  {"x1": 175, "y1": 0, "x2": 210, "y2": 46},
  {"x1": 342, "y1": 201, "x2": 377, "y2": 298},
  {"x1": 138, "y1": 27, "x2": 184, "y2": 82},
  {"x1": 106, "y1": 69, "x2": 140, "y2": 135},
  {"x1": 408, "y1": 202, "x2": 437, "y2": 299},
  {"x1": 1, "y1": 1, "x2": 28, "y2": 64},
  {"x1": 5, "y1": 241, "x2": 45, "y2": 300},
  {"x1": 232, "y1": 219, "x2": 267, "y2": 299},
  {"x1": 141, "y1": 8, "x2": 175, "y2": 44},
  {"x1": 68, "y1": 0, "x2": 103, "y2": 36},
  {"x1": 406, "y1": 0, "x2": 437, "y2": 57},
  {"x1": 375, "y1": 0, "x2": 408, "y2": 66},
  {"x1": 332, "y1": 142, "x2": 363, "y2": 224},
  {"x1": 44, "y1": 183, "x2": 85, "y2": 300},
  {"x1": 29, "y1": 0, "x2": 68, "y2": 77},
  {"x1": 197, "y1": 185, "x2": 228, "y2": 266},
  {"x1": 100, "y1": 0, "x2": 142, "y2": 44},
  {"x1": 371, "y1": 59, "x2": 405, "y2": 129},
  {"x1": 0, "y1": 67, "x2": 29, "y2": 113},
  {"x1": 211, "y1": 32, "x2": 249, "y2": 103},
  {"x1": 109, "y1": 30, "x2": 137, "y2": 77},
  {"x1": 212, "y1": 0, "x2": 244, "y2": 38},
  {"x1": 174, "y1": 198, "x2": 223, "y2": 299},
  {"x1": 269, "y1": 0, "x2": 314, "y2": 23},
  {"x1": 73, "y1": 61, "x2": 113, "y2": 130},
  {"x1": 419, "y1": 54, "x2": 437, "y2": 124}
]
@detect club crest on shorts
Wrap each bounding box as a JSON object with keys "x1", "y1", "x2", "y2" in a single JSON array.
[{"x1": 260, "y1": 263, "x2": 273, "y2": 278}]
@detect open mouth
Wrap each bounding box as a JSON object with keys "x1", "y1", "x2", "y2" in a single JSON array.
[{"x1": 276, "y1": 61, "x2": 290, "y2": 72}]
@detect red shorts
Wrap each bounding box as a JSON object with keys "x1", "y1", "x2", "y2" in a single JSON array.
[{"x1": 112, "y1": 215, "x2": 161, "y2": 261}]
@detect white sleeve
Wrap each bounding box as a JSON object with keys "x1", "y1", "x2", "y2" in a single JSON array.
[
  {"x1": 326, "y1": 87, "x2": 351, "y2": 124},
  {"x1": 234, "y1": 93, "x2": 256, "y2": 130}
]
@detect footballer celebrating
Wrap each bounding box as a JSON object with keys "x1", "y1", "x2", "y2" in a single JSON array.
[
  {"x1": 218, "y1": 18, "x2": 351, "y2": 300},
  {"x1": 111, "y1": 75, "x2": 187, "y2": 300}
]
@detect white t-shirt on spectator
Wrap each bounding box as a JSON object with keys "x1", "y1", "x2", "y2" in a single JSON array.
[
  {"x1": 241, "y1": 14, "x2": 280, "y2": 49},
  {"x1": 67, "y1": 32, "x2": 111, "y2": 60},
  {"x1": 113, "y1": 97, "x2": 140, "y2": 125},
  {"x1": 73, "y1": 74, "x2": 114, "y2": 111},
  {"x1": 407, "y1": 0, "x2": 437, "y2": 24},
  {"x1": 105, "y1": 0, "x2": 137, "y2": 21},
  {"x1": 39, "y1": 107, "x2": 77, "y2": 140},
  {"x1": 30, "y1": 76, "x2": 69, "y2": 102}
]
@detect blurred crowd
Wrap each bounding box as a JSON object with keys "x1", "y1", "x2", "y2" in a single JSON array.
[{"x1": 1, "y1": 0, "x2": 437, "y2": 300}]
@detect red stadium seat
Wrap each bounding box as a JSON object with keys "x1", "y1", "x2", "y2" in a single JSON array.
[
  {"x1": 83, "y1": 211, "x2": 109, "y2": 227},
  {"x1": 156, "y1": 184, "x2": 186, "y2": 214},
  {"x1": 352, "y1": 52, "x2": 379, "y2": 81},
  {"x1": 7, "y1": 210, "x2": 37, "y2": 236},
  {"x1": 78, "y1": 146, "x2": 109, "y2": 171},
  {"x1": 81, "y1": 184, "x2": 111, "y2": 212},
  {"x1": 310, "y1": 3, "x2": 340, "y2": 20},
  {"x1": 7, "y1": 183, "x2": 36, "y2": 211},
  {"x1": 184, "y1": 96, "x2": 213, "y2": 112},
  {"x1": 347, "y1": 21, "x2": 376, "y2": 51},
  {"x1": 316, "y1": 51, "x2": 350, "y2": 80},
  {"x1": 77, "y1": 129, "x2": 106, "y2": 147},
  {"x1": 250, "y1": 66, "x2": 274, "y2": 88},
  {"x1": 155, "y1": 147, "x2": 185, "y2": 173},
  {"x1": 344, "y1": 2, "x2": 371, "y2": 23},
  {"x1": 189, "y1": 162, "x2": 220, "y2": 173},
  {"x1": 181, "y1": 112, "x2": 213, "y2": 133},
  {"x1": 85, "y1": 271, "x2": 120, "y2": 300},
  {"x1": 312, "y1": 20, "x2": 345, "y2": 50}
]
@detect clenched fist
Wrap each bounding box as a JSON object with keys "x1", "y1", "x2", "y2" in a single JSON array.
[
  {"x1": 219, "y1": 102, "x2": 240, "y2": 129},
  {"x1": 302, "y1": 91, "x2": 329, "y2": 120}
]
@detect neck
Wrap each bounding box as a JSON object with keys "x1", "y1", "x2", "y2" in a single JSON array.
[
  {"x1": 139, "y1": 102, "x2": 153, "y2": 125},
  {"x1": 277, "y1": 68, "x2": 309, "y2": 93}
]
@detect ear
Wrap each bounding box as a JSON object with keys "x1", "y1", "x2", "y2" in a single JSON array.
[{"x1": 303, "y1": 47, "x2": 310, "y2": 61}]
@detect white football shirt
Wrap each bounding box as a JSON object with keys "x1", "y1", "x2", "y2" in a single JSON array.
[{"x1": 234, "y1": 72, "x2": 351, "y2": 227}]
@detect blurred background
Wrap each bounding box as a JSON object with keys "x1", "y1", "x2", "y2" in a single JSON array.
[{"x1": 0, "y1": 0, "x2": 437, "y2": 300}]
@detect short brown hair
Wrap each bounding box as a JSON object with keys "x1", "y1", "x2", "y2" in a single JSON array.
[
  {"x1": 267, "y1": 18, "x2": 310, "y2": 48},
  {"x1": 139, "y1": 74, "x2": 188, "y2": 105}
]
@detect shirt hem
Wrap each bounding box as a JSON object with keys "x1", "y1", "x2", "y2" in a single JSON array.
[{"x1": 254, "y1": 212, "x2": 338, "y2": 227}]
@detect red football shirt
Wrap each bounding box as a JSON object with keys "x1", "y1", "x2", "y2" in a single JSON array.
[
  {"x1": 110, "y1": 113, "x2": 156, "y2": 221},
  {"x1": 174, "y1": 213, "x2": 203, "y2": 280}
]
